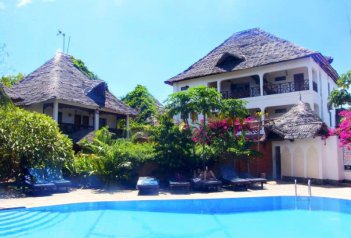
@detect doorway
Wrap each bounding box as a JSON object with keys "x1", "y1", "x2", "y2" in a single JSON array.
[
  {"x1": 294, "y1": 73, "x2": 305, "y2": 91},
  {"x1": 275, "y1": 146, "x2": 282, "y2": 180}
]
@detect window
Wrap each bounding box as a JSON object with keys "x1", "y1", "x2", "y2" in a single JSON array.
[
  {"x1": 313, "y1": 81, "x2": 318, "y2": 92},
  {"x1": 275, "y1": 76, "x2": 286, "y2": 82},
  {"x1": 275, "y1": 108, "x2": 287, "y2": 114},
  {"x1": 180, "y1": 86, "x2": 189, "y2": 91}
]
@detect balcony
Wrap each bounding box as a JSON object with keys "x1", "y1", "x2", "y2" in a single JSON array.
[
  {"x1": 221, "y1": 86, "x2": 260, "y2": 99},
  {"x1": 264, "y1": 79, "x2": 309, "y2": 95}
]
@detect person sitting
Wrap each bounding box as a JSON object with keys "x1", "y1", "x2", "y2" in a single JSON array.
[{"x1": 196, "y1": 167, "x2": 217, "y2": 181}]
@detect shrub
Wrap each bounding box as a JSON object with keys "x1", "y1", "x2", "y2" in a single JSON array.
[
  {"x1": 151, "y1": 115, "x2": 197, "y2": 177},
  {"x1": 73, "y1": 127, "x2": 156, "y2": 184},
  {"x1": 0, "y1": 105, "x2": 74, "y2": 181}
]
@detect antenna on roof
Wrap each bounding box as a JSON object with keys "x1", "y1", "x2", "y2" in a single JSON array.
[{"x1": 57, "y1": 30, "x2": 71, "y2": 54}]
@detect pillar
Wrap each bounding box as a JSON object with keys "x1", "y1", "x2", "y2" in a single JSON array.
[
  {"x1": 259, "y1": 73, "x2": 264, "y2": 96},
  {"x1": 53, "y1": 100, "x2": 59, "y2": 122},
  {"x1": 217, "y1": 80, "x2": 221, "y2": 94},
  {"x1": 308, "y1": 67, "x2": 313, "y2": 92},
  {"x1": 94, "y1": 110, "x2": 99, "y2": 130},
  {"x1": 126, "y1": 114, "x2": 130, "y2": 139}
]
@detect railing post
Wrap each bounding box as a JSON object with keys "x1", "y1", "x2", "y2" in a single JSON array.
[{"x1": 294, "y1": 179, "x2": 297, "y2": 196}]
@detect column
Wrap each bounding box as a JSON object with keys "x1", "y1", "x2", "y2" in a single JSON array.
[
  {"x1": 217, "y1": 80, "x2": 221, "y2": 94},
  {"x1": 126, "y1": 114, "x2": 130, "y2": 139},
  {"x1": 94, "y1": 110, "x2": 99, "y2": 130},
  {"x1": 53, "y1": 100, "x2": 59, "y2": 122},
  {"x1": 259, "y1": 73, "x2": 264, "y2": 96},
  {"x1": 308, "y1": 67, "x2": 313, "y2": 92}
]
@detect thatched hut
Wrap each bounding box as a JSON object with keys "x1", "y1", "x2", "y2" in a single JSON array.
[
  {"x1": 264, "y1": 101, "x2": 329, "y2": 140},
  {"x1": 2, "y1": 52, "x2": 137, "y2": 142}
]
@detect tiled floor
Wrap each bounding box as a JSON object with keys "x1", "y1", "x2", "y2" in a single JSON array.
[{"x1": 1, "y1": 181, "x2": 351, "y2": 209}]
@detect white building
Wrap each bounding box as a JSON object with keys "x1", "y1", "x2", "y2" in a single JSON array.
[{"x1": 166, "y1": 28, "x2": 348, "y2": 183}]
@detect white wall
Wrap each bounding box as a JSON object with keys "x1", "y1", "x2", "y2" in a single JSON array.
[{"x1": 272, "y1": 136, "x2": 344, "y2": 181}]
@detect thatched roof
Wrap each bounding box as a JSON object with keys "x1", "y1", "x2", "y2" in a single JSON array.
[
  {"x1": 264, "y1": 102, "x2": 329, "y2": 140},
  {"x1": 8, "y1": 52, "x2": 137, "y2": 116},
  {"x1": 166, "y1": 28, "x2": 338, "y2": 85}
]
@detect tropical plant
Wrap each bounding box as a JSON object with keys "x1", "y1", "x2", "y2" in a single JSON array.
[
  {"x1": 328, "y1": 70, "x2": 351, "y2": 108},
  {"x1": 75, "y1": 127, "x2": 156, "y2": 183},
  {"x1": 151, "y1": 115, "x2": 196, "y2": 176},
  {"x1": 333, "y1": 110, "x2": 351, "y2": 147},
  {"x1": 0, "y1": 99, "x2": 74, "y2": 181}
]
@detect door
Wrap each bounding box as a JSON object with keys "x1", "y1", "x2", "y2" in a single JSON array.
[
  {"x1": 275, "y1": 146, "x2": 282, "y2": 180},
  {"x1": 294, "y1": 73, "x2": 304, "y2": 91},
  {"x1": 82, "y1": 116, "x2": 89, "y2": 128},
  {"x1": 74, "y1": 115, "x2": 81, "y2": 130}
]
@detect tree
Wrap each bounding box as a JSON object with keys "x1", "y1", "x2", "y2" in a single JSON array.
[
  {"x1": 328, "y1": 70, "x2": 351, "y2": 108},
  {"x1": 122, "y1": 85, "x2": 158, "y2": 124},
  {"x1": 151, "y1": 115, "x2": 195, "y2": 176},
  {"x1": 165, "y1": 90, "x2": 193, "y2": 129},
  {"x1": 70, "y1": 55, "x2": 98, "y2": 80},
  {"x1": 0, "y1": 73, "x2": 24, "y2": 87}
]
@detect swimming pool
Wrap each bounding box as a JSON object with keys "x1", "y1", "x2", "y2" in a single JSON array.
[{"x1": 1, "y1": 196, "x2": 351, "y2": 237}]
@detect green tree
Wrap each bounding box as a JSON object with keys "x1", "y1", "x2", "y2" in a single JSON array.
[
  {"x1": 328, "y1": 70, "x2": 351, "y2": 108},
  {"x1": 151, "y1": 115, "x2": 196, "y2": 177},
  {"x1": 166, "y1": 90, "x2": 193, "y2": 129},
  {"x1": 0, "y1": 73, "x2": 24, "y2": 87},
  {"x1": 122, "y1": 85, "x2": 158, "y2": 124},
  {"x1": 70, "y1": 55, "x2": 98, "y2": 80}
]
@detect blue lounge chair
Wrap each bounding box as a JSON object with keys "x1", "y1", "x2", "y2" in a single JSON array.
[
  {"x1": 240, "y1": 172, "x2": 267, "y2": 189},
  {"x1": 220, "y1": 166, "x2": 251, "y2": 190},
  {"x1": 45, "y1": 167, "x2": 71, "y2": 192},
  {"x1": 24, "y1": 168, "x2": 56, "y2": 192},
  {"x1": 136, "y1": 177, "x2": 159, "y2": 195}
]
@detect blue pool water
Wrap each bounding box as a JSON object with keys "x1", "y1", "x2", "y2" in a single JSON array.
[{"x1": 1, "y1": 196, "x2": 351, "y2": 237}]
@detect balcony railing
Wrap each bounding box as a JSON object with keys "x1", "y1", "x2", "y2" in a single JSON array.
[
  {"x1": 264, "y1": 79, "x2": 309, "y2": 95},
  {"x1": 221, "y1": 87, "x2": 260, "y2": 99},
  {"x1": 221, "y1": 79, "x2": 310, "y2": 99}
]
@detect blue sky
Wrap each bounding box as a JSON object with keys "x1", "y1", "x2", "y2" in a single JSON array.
[{"x1": 1, "y1": 0, "x2": 350, "y2": 102}]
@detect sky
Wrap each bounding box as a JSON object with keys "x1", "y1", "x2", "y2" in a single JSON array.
[{"x1": 0, "y1": 0, "x2": 351, "y2": 103}]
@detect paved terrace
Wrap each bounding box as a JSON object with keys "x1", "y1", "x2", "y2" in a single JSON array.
[{"x1": 1, "y1": 181, "x2": 351, "y2": 209}]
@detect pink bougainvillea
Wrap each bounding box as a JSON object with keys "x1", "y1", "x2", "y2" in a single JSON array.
[{"x1": 334, "y1": 110, "x2": 351, "y2": 147}]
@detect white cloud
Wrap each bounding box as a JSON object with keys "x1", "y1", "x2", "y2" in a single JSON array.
[
  {"x1": 0, "y1": 1, "x2": 5, "y2": 10},
  {"x1": 17, "y1": 0, "x2": 32, "y2": 8}
]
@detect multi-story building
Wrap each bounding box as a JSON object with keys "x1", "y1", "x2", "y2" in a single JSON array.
[
  {"x1": 166, "y1": 28, "x2": 347, "y2": 183},
  {"x1": 166, "y1": 28, "x2": 338, "y2": 128}
]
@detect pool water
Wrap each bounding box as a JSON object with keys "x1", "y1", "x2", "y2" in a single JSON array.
[{"x1": 1, "y1": 196, "x2": 351, "y2": 237}]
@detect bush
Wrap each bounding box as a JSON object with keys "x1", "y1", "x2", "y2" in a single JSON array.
[
  {"x1": 0, "y1": 105, "x2": 74, "y2": 182},
  {"x1": 151, "y1": 115, "x2": 197, "y2": 177},
  {"x1": 73, "y1": 127, "x2": 156, "y2": 184}
]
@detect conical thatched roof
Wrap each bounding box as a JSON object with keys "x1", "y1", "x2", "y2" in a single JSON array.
[
  {"x1": 264, "y1": 102, "x2": 329, "y2": 140},
  {"x1": 166, "y1": 28, "x2": 338, "y2": 85},
  {"x1": 8, "y1": 52, "x2": 137, "y2": 115}
]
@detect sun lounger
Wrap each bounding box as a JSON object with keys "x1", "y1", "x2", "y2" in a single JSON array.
[
  {"x1": 169, "y1": 181, "x2": 191, "y2": 193},
  {"x1": 191, "y1": 178, "x2": 222, "y2": 191},
  {"x1": 240, "y1": 172, "x2": 267, "y2": 189},
  {"x1": 45, "y1": 167, "x2": 71, "y2": 192},
  {"x1": 220, "y1": 166, "x2": 251, "y2": 190},
  {"x1": 24, "y1": 168, "x2": 56, "y2": 192},
  {"x1": 136, "y1": 177, "x2": 159, "y2": 195}
]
